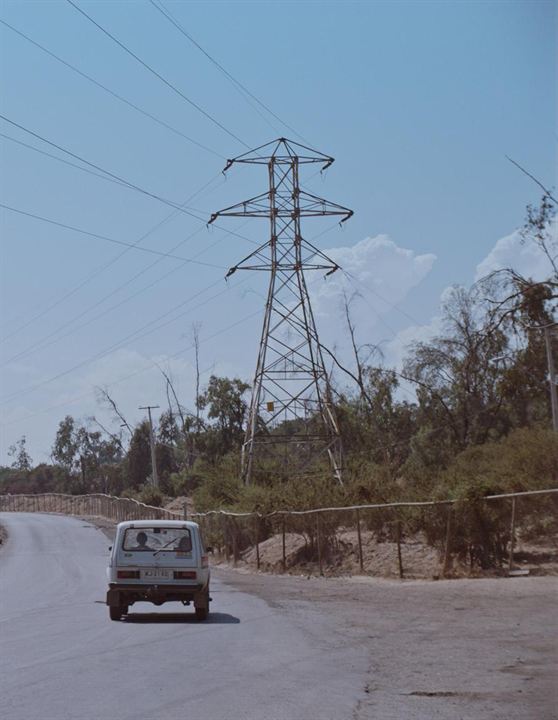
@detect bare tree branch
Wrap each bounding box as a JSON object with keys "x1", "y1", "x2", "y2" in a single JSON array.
[
  {"x1": 506, "y1": 156, "x2": 557, "y2": 204},
  {"x1": 95, "y1": 386, "x2": 132, "y2": 435},
  {"x1": 89, "y1": 416, "x2": 125, "y2": 451}
]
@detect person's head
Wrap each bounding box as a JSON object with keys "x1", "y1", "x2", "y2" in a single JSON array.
[{"x1": 136, "y1": 531, "x2": 148, "y2": 547}]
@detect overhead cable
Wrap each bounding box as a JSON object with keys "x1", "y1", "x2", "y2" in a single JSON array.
[
  {"x1": 0, "y1": 114, "x2": 258, "y2": 247},
  {"x1": 1, "y1": 308, "x2": 262, "y2": 426},
  {"x1": 0, "y1": 172, "x2": 223, "y2": 343},
  {"x1": 0, "y1": 203, "x2": 225, "y2": 268},
  {"x1": 66, "y1": 0, "x2": 249, "y2": 149},
  {"x1": 0, "y1": 279, "x2": 254, "y2": 406},
  {"x1": 150, "y1": 0, "x2": 308, "y2": 142},
  {"x1": 0, "y1": 18, "x2": 223, "y2": 158}
]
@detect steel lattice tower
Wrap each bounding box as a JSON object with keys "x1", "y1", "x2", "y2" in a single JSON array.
[{"x1": 209, "y1": 138, "x2": 353, "y2": 484}]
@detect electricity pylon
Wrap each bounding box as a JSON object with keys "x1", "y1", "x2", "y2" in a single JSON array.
[{"x1": 209, "y1": 138, "x2": 353, "y2": 484}]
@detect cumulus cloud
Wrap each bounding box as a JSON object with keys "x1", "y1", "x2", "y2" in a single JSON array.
[
  {"x1": 475, "y1": 223, "x2": 557, "y2": 283},
  {"x1": 308, "y1": 234, "x2": 436, "y2": 328},
  {"x1": 383, "y1": 313, "x2": 443, "y2": 373}
]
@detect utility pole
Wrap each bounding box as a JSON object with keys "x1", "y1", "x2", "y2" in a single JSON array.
[
  {"x1": 139, "y1": 405, "x2": 160, "y2": 487},
  {"x1": 209, "y1": 138, "x2": 353, "y2": 485},
  {"x1": 543, "y1": 325, "x2": 558, "y2": 431},
  {"x1": 526, "y1": 322, "x2": 558, "y2": 431}
]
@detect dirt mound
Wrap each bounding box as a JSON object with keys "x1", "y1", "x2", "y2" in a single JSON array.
[
  {"x1": 164, "y1": 496, "x2": 195, "y2": 517},
  {"x1": 214, "y1": 527, "x2": 558, "y2": 580}
]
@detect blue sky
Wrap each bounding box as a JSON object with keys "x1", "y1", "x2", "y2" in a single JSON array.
[{"x1": 0, "y1": 0, "x2": 556, "y2": 463}]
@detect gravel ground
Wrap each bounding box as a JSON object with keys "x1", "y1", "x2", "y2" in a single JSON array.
[{"x1": 214, "y1": 567, "x2": 558, "y2": 719}]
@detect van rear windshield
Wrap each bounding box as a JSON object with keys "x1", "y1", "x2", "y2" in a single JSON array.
[{"x1": 122, "y1": 527, "x2": 192, "y2": 553}]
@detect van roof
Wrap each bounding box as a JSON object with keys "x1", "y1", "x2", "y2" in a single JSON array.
[{"x1": 116, "y1": 520, "x2": 199, "y2": 530}]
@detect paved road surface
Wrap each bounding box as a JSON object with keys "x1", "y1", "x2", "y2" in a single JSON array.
[{"x1": 0, "y1": 512, "x2": 556, "y2": 720}]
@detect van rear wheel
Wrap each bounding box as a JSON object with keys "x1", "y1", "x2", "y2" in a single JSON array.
[
  {"x1": 195, "y1": 607, "x2": 208, "y2": 622},
  {"x1": 109, "y1": 605, "x2": 127, "y2": 621}
]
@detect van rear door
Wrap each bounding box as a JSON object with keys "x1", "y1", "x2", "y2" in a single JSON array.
[{"x1": 116, "y1": 526, "x2": 199, "y2": 575}]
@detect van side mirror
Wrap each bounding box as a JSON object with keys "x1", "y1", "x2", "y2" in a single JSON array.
[{"x1": 206, "y1": 546, "x2": 214, "y2": 554}]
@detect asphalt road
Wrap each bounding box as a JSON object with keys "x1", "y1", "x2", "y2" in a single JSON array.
[{"x1": 0, "y1": 512, "x2": 556, "y2": 720}]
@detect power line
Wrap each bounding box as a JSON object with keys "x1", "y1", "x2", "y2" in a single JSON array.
[
  {"x1": 0, "y1": 275, "x2": 247, "y2": 406},
  {"x1": 66, "y1": 0, "x2": 249, "y2": 149},
  {"x1": 0, "y1": 203, "x2": 226, "y2": 268},
  {"x1": 3, "y1": 213, "x2": 332, "y2": 369},
  {"x1": 0, "y1": 207, "x2": 335, "y2": 401},
  {"x1": 0, "y1": 131, "x2": 129, "y2": 189},
  {"x1": 1, "y1": 308, "x2": 262, "y2": 427},
  {"x1": 149, "y1": 0, "x2": 309, "y2": 144},
  {"x1": 342, "y1": 269, "x2": 425, "y2": 327},
  {"x1": 0, "y1": 172, "x2": 224, "y2": 343},
  {"x1": 0, "y1": 224, "x2": 233, "y2": 366},
  {"x1": 0, "y1": 18, "x2": 223, "y2": 159},
  {"x1": 0, "y1": 114, "x2": 208, "y2": 221},
  {"x1": 0, "y1": 114, "x2": 261, "y2": 252}
]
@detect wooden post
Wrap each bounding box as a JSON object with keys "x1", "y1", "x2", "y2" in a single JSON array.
[
  {"x1": 508, "y1": 496, "x2": 517, "y2": 573},
  {"x1": 223, "y1": 516, "x2": 230, "y2": 562},
  {"x1": 282, "y1": 517, "x2": 286, "y2": 573},
  {"x1": 442, "y1": 505, "x2": 453, "y2": 577},
  {"x1": 232, "y1": 518, "x2": 239, "y2": 567},
  {"x1": 356, "y1": 508, "x2": 364, "y2": 572},
  {"x1": 255, "y1": 517, "x2": 260, "y2": 570},
  {"x1": 316, "y1": 513, "x2": 323, "y2": 576},
  {"x1": 395, "y1": 519, "x2": 404, "y2": 579}
]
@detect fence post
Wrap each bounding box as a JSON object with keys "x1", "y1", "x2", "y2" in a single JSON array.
[
  {"x1": 508, "y1": 496, "x2": 517, "y2": 573},
  {"x1": 395, "y1": 519, "x2": 404, "y2": 579},
  {"x1": 442, "y1": 504, "x2": 453, "y2": 577},
  {"x1": 232, "y1": 517, "x2": 239, "y2": 567},
  {"x1": 255, "y1": 516, "x2": 260, "y2": 570},
  {"x1": 222, "y1": 515, "x2": 230, "y2": 562},
  {"x1": 355, "y1": 508, "x2": 364, "y2": 572},
  {"x1": 316, "y1": 513, "x2": 323, "y2": 576},
  {"x1": 282, "y1": 517, "x2": 286, "y2": 573}
]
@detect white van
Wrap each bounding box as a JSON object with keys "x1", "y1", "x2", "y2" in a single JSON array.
[{"x1": 106, "y1": 520, "x2": 211, "y2": 621}]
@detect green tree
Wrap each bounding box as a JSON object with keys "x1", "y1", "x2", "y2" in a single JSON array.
[
  {"x1": 126, "y1": 421, "x2": 152, "y2": 488},
  {"x1": 197, "y1": 376, "x2": 250, "y2": 460},
  {"x1": 8, "y1": 435, "x2": 33, "y2": 471}
]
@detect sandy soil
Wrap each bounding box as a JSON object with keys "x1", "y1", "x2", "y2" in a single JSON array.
[{"x1": 214, "y1": 526, "x2": 558, "y2": 580}]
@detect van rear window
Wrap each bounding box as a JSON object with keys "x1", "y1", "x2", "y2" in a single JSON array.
[{"x1": 122, "y1": 528, "x2": 192, "y2": 553}]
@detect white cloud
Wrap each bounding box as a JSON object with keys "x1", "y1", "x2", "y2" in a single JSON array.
[
  {"x1": 475, "y1": 223, "x2": 557, "y2": 283},
  {"x1": 384, "y1": 313, "x2": 443, "y2": 372},
  {"x1": 308, "y1": 234, "x2": 436, "y2": 329},
  {"x1": 385, "y1": 219, "x2": 558, "y2": 387}
]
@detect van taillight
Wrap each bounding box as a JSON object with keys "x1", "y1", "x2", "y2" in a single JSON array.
[
  {"x1": 201, "y1": 555, "x2": 209, "y2": 569},
  {"x1": 117, "y1": 570, "x2": 140, "y2": 579},
  {"x1": 174, "y1": 571, "x2": 196, "y2": 580}
]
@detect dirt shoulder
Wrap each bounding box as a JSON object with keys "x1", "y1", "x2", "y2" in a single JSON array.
[{"x1": 213, "y1": 567, "x2": 558, "y2": 720}]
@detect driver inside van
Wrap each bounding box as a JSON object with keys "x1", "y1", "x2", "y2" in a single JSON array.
[{"x1": 133, "y1": 531, "x2": 151, "y2": 551}]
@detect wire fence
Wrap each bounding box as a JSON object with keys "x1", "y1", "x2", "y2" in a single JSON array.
[{"x1": 1, "y1": 489, "x2": 557, "y2": 578}]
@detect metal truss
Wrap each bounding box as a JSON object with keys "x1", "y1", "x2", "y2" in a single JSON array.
[{"x1": 209, "y1": 138, "x2": 353, "y2": 484}]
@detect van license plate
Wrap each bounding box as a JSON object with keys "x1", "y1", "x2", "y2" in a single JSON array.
[{"x1": 143, "y1": 569, "x2": 172, "y2": 579}]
